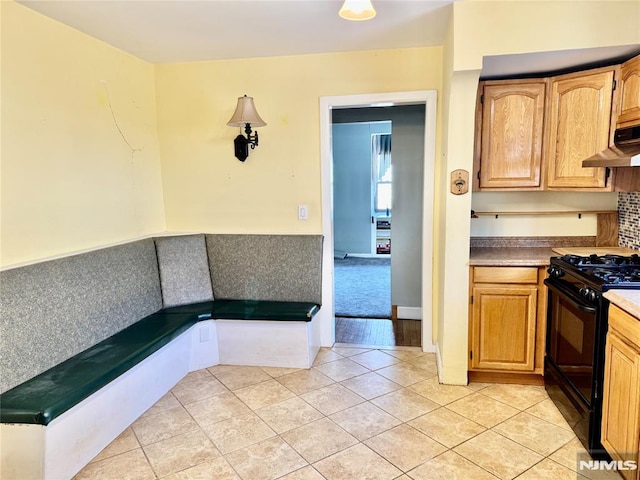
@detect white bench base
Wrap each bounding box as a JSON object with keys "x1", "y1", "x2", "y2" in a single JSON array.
[
  {"x1": 1, "y1": 321, "x2": 219, "y2": 480},
  {"x1": 217, "y1": 318, "x2": 319, "y2": 369},
  {"x1": 1, "y1": 316, "x2": 319, "y2": 479}
]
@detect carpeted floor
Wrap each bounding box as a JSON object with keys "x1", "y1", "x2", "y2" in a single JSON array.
[{"x1": 334, "y1": 256, "x2": 391, "y2": 318}]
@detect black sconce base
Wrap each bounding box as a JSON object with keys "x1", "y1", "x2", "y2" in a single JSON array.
[{"x1": 233, "y1": 135, "x2": 249, "y2": 162}]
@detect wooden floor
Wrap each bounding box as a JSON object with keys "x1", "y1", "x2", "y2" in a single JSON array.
[{"x1": 335, "y1": 317, "x2": 421, "y2": 347}]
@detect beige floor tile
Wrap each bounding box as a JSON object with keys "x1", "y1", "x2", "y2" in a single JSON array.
[
  {"x1": 407, "y1": 450, "x2": 499, "y2": 480},
  {"x1": 225, "y1": 437, "x2": 307, "y2": 480},
  {"x1": 184, "y1": 392, "x2": 250, "y2": 427},
  {"x1": 515, "y1": 458, "x2": 589, "y2": 480},
  {"x1": 209, "y1": 365, "x2": 272, "y2": 391},
  {"x1": 277, "y1": 465, "x2": 326, "y2": 480},
  {"x1": 140, "y1": 392, "x2": 181, "y2": 419},
  {"x1": 206, "y1": 364, "x2": 238, "y2": 375},
  {"x1": 281, "y1": 417, "x2": 358, "y2": 463},
  {"x1": 340, "y1": 372, "x2": 402, "y2": 400},
  {"x1": 408, "y1": 376, "x2": 475, "y2": 406},
  {"x1": 375, "y1": 363, "x2": 435, "y2": 387},
  {"x1": 277, "y1": 369, "x2": 335, "y2": 395},
  {"x1": 90, "y1": 428, "x2": 140, "y2": 463},
  {"x1": 181, "y1": 369, "x2": 215, "y2": 383},
  {"x1": 233, "y1": 378, "x2": 296, "y2": 410},
  {"x1": 330, "y1": 402, "x2": 401, "y2": 441},
  {"x1": 131, "y1": 405, "x2": 199, "y2": 446},
  {"x1": 364, "y1": 424, "x2": 447, "y2": 471},
  {"x1": 408, "y1": 407, "x2": 486, "y2": 448},
  {"x1": 548, "y1": 437, "x2": 587, "y2": 471},
  {"x1": 371, "y1": 388, "x2": 440, "y2": 422},
  {"x1": 143, "y1": 429, "x2": 220, "y2": 478},
  {"x1": 313, "y1": 443, "x2": 402, "y2": 480},
  {"x1": 260, "y1": 366, "x2": 302, "y2": 378},
  {"x1": 467, "y1": 382, "x2": 492, "y2": 391},
  {"x1": 173, "y1": 456, "x2": 240, "y2": 480},
  {"x1": 525, "y1": 399, "x2": 576, "y2": 431},
  {"x1": 171, "y1": 375, "x2": 228, "y2": 406},
  {"x1": 349, "y1": 350, "x2": 400, "y2": 370},
  {"x1": 200, "y1": 411, "x2": 275, "y2": 454},
  {"x1": 313, "y1": 349, "x2": 344, "y2": 366},
  {"x1": 407, "y1": 354, "x2": 438, "y2": 374},
  {"x1": 447, "y1": 393, "x2": 519, "y2": 428},
  {"x1": 480, "y1": 384, "x2": 548, "y2": 410},
  {"x1": 255, "y1": 396, "x2": 324, "y2": 434},
  {"x1": 331, "y1": 347, "x2": 372, "y2": 357},
  {"x1": 454, "y1": 430, "x2": 543, "y2": 480},
  {"x1": 493, "y1": 412, "x2": 576, "y2": 456},
  {"x1": 74, "y1": 448, "x2": 155, "y2": 480},
  {"x1": 383, "y1": 349, "x2": 425, "y2": 362},
  {"x1": 313, "y1": 358, "x2": 370, "y2": 382},
  {"x1": 549, "y1": 438, "x2": 621, "y2": 480},
  {"x1": 300, "y1": 383, "x2": 365, "y2": 415}
]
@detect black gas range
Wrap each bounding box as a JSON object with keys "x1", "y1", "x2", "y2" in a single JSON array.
[{"x1": 545, "y1": 253, "x2": 640, "y2": 459}]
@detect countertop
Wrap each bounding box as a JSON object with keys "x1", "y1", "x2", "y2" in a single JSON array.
[
  {"x1": 469, "y1": 238, "x2": 638, "y2": 267},
  {"x1": 604, "y1": 290, "x2": 640, "y2": 319},
  {"x1": 469, "y1": 247, "x2": 556, "y2": 266}
]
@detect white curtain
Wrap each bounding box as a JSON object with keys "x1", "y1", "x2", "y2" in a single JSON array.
[{"x1": 372, "y1": 134, "x2": 392, "y2": 181}]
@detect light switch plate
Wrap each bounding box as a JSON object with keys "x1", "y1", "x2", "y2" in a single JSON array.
[{"x1": 298, "y1": 204, "x2": 308, "y2": 220}]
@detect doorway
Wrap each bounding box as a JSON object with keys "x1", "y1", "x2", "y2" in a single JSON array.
[
  {"x1": 332, "y1": 120, "x2": 392, "y2": 323},
  {"x1": 318, "y1": 92, "x2": 437, "y2": 352}
]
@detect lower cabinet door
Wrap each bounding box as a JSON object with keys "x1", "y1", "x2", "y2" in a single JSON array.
[
  {"x1": 601, "y1": 331, "x2": 640, "y2": 480},
  {"x1": 471, "y1": 285, "x2": 537, "y2": 371}
]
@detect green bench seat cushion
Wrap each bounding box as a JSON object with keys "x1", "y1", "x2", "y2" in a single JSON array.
[
  {"x1": 0, "y1": 311, "x2": 198, "y2": 425},
  {"x1": 162, "y1": 299, "x2": 320, "y2": 321},
  {"x1": 210, "y1": 300, "x2": 319, "y2": 321},
  {"x1": 0, "y1": 299, "x2": 320, "y2": 426}
]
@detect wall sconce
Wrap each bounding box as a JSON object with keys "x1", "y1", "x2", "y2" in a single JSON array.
[
  {"x1": 227, "y1": 95, "x2": 267, "y2": 162},
  {"x1": 339, "y1": 0, "x2": 376, "y2": 21}
]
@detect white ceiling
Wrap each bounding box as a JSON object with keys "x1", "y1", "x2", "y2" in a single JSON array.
[
  {"x1": 18, "y1": 0, "x2": 456, "y2": 64},
  {"x1": 17, "y1": 0, "x2": 640, "y2": 75}
]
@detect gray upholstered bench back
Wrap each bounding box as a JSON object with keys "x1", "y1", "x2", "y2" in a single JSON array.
[
  {"x1": 205, "y1": 234, "x2": 322, "y2": 304},
  {"x1": 0, "y1": 239, "x2": 162, "y2": 393},
  {"x1": 0, "y1": 234, "x2": 323, "y2": 394}
]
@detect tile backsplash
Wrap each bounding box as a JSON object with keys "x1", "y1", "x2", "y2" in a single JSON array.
[{"x1": 618, "y1": 192, "x2": 640, "y2": 250}]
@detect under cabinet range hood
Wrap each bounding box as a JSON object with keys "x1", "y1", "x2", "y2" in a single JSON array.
[{"x1": 583, "y1": 125, "x2": 640, "y2": 167}]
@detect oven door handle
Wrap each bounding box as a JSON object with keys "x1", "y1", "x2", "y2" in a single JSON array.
[{"x1": 544, "y1": 278, "x2": 597, "y2": 313}]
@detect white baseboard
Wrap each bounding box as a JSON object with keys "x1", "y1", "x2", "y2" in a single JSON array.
[{"x1": 397, "y1": 306, "x2": 421, "y2": 320}]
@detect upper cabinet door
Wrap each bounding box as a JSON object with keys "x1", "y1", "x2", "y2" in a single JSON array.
[
  {"x1": 617, "y1": 54, "x2": 640, "y2": 129},
  {"x1": 546, "y1": 68, "x2": 615, "y2": 190},
  {"x1": 477, "y1": 81, "x2": 546, "y2": 190}
]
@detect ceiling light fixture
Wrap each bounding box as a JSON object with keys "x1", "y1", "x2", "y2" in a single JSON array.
[
  {"x1": 227, "y1": 95, "x2": 266, "y2": 162},
  {"x1": 339, "y1": 0, "x2": 376, "y2": 21}
]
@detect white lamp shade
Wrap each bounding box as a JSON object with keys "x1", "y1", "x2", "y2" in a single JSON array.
[
  {"x1": 339, "y1": 0, "x2": 376, "y2": 21},
  {"x1": 227, "y1": 95, "x2": 267, "y2": 127}
]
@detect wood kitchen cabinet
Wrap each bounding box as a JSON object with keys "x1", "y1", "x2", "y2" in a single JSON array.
[
  {"x1": 468, "y1": 266, "x2": 547, "y2": 383},
  {"x1": 617, "y1": 54, "x2": 640, "y2": 129},
  {"x1": 545, "y1": 67, "x2": 616, "y2": 191},
  {"x1": 601, "y1": 304, "x2": 640, "y2": 480},
  {"x1": 473, "y1": 64, "x2": 629, "y2": 192},
  {"x1": 473, "y1": 80, "x2": 546, "y2": 190}
]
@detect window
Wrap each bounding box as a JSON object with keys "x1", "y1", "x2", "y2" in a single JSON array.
[{"x1": 372, "y1": 134, "x2": 392, "y2": 212}]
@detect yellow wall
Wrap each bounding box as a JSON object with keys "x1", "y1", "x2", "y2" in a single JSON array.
[
  {"x1": 155, "y1": 47, "x2": 442, "y2": 234},
  {"x1": 454, "y1": 1, "x2": 640, "y2": 72},
  {"x1": 1, "y1": 2, "x2": 166, "y2": 267}
]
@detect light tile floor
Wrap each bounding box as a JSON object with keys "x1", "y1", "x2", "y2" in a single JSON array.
[{"x1": 74, "y1": 347, "x2": 620, "y2": 480}]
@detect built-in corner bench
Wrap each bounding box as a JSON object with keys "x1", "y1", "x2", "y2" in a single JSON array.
[{"x1": 0, "y1": 234, "x2": 323, "y2": 479}]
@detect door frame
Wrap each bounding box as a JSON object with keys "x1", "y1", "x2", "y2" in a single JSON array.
[{"x1": 318, "y1": 91, "x2": 437, "y2": 352}]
